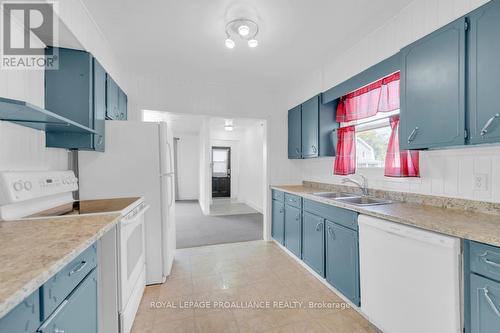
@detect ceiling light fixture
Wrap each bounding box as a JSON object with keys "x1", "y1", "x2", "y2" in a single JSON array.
[
  {"x1": 224, "y1": 18, "x2": 259, "y2": 49},
  {"x1": 224, "y1": 119, "x2": 234, "y2": 131},
  {"x1": 247, "y1": 39, "x2": 258, "y2": 48},
  {"x1": 225, "y1": 38, "x2": 235, "y2": 49}
]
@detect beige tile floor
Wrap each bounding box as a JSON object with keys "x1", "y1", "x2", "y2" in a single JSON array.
[{"x1": 131, "y1": 240, "x2": 379, "y2": 333}]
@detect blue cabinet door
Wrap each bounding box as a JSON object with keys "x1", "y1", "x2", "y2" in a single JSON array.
[
  {"x1": 400, "y1": 18, "x2": 466, "y2": 150},
  {"x1": 470, "y1": 273, "x2": 500, "y2": 333},
  {"x1": 326, "y1": 221, "x2": 360, "y2": 305},
  {"x1": 272, "y1": 199, "x2": 285, "y2": 245},
  {"x1": 302, "y1": 212, "x2": 325, "y2": 276},
  {"x1": 106, "y1": 75, "x2": 119, "y2": 120},
  {"x1": 468, "y1": 1, "x2": 500, "y2": 144},
  {"x1": 0, "y1": 290, "x2": 40, "y2": 333},
  {"x1": 118, "y1": 88, "x2": 128, "y2": 120},
  {"x1": 45, "y1": 47, "x2": 105, "y2": 151},
  {"x1": 38, "y1": 269, "x2": 98, "y2": 333},
  {"x1": 93, "y1": 59, "x2": 106, "y2": 152},
  {"x1": 301, "y1": 96, "x2": 319, "y2": 158},
  {"x1": 288, "y1": 105, "x2": 302, "y2": 159},
  {"x1": 284, "y1": 204, "x2": 302, "y2": 258}
]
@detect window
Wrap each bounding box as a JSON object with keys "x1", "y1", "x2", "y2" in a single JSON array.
[{"x1": 341, "y1": 110, "x2": 399, "y2": 168}]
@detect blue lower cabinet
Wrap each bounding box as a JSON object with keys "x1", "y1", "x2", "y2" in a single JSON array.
[
  {"x1": 326, "y1": 221, "x2": 360, "y2": 306},
  {"x1": 302, "y1": 212, "x2": 325, "y2": 276},
  {"x1": 0, "y1": 290, "x2": 40, "y2": 333},
  {"x1": 41, "y1": 244, "x2": 97, "y2": 319},
  {"x1": 284, "y1": 204, "x2": 302, "y2": 258},
  {"x1": 38, "y1": 269, "x2": 98, "y2": 333},
  {"x1": 470, "y1": 273, "x2": 500, "y2": 333},
  {"x1": 272, "y1": 199, "x2": 285, "y2": 245}
]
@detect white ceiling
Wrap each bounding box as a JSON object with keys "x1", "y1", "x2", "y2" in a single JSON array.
[{"x1": 81, "y1": 0, "x2": 412, "y2": 89}]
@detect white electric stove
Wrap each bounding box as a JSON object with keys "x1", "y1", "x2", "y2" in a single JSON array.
[{"x1": 0, "y1": 170, "x2": 148, "y2": 333}]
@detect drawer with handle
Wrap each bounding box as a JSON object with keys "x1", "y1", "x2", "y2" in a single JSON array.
[
  {"x1": 38, "y1": 268, "x2": 98, "y2": 333},
  {"x1": 272, "y1": 190, "x2": 284, "y2": 202},
  {"x1": 470, "y1": 241, "x2": 500, "y2": 283},
  {"x1": 41, "y1": 243, "x2": 97, "y2": 319},
  {"x1": 284, "y1": 193, "x2": 302, "y2": 209}
]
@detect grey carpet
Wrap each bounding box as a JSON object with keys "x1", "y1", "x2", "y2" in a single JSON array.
[{"x1": 176, "y1": 200, "x2": 263, "y2": 249}]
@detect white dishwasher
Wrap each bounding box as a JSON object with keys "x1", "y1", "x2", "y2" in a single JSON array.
[{"x1": 358, "y1": 215, "x2": 462, "y2": 333}]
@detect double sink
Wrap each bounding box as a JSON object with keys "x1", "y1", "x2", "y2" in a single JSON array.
[{"x1": 311, "y1": 192, "x2": 392, "y2": 206}]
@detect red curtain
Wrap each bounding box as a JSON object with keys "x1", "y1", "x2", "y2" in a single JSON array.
[
  {"x1": 336, "y1": 72, "x2": 400, "y2": 123},
  {"x1": 384, "y1": 115, "x2": 420, "y2": 177},
  {"x1": 334, "y1": 126, "x2": 356, "y2": 175}
]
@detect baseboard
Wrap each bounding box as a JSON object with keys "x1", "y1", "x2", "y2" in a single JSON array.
[{"x1": 243, "y1": 199, "x2": 263, "y2": 214}]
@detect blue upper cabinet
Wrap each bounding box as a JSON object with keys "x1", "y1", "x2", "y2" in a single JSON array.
[
  {"x1": 45, "y1": 47, "x2": 105, "y2": 151},
  {"x1": 106, "y1": 75, "x2": 128, "y2": 121},
  {"x1": 467, "y1": 1, "x2": 500, "y2": 144},
  {"x1": 288, "y1": 105, "x2": 302, "y2": 159},
  {"x1": 301, "y1": 96, "x2": 319, "y2": 158},
  {"x1": 400, "y1": 18, "x2": 466, "y2": 150},
  {"x1": 288, "y1": 95, "x2": 337, "y2": 159},
  {"x1": 106, "y1": 75, "x2": 119, "y2": 120},
  {"x1": 118, "y1": 88, "x2": 128, "y2": 120}
]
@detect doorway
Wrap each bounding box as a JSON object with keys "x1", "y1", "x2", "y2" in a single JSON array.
[{"x1": 211, "y1": 146, "x2": 231, "y2": 198}]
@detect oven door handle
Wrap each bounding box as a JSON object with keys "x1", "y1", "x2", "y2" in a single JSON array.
[{"x1": 122, "y1": 204, "x2": 150, "y2": 226}]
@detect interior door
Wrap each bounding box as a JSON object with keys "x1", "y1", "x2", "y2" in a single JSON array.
[{"x1": 211, "y1": 147, "x2": 231, "y2": 198}]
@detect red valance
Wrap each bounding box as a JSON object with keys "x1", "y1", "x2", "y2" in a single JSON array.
[{"x1": 336, "y1": 72, "x2": 400, "y2": 123}]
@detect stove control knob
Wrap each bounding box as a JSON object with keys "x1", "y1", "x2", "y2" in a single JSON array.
[
  {"x1": 24, "y1": 181, "x2": 32, "y2": 191},
  {"x1": 13, "y1": 181, "x2": 23, "y2": 192}
]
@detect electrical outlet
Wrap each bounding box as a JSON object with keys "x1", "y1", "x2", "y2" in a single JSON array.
[{"x1": 473, "y1": 174, "x2": 488, "y2": 191}]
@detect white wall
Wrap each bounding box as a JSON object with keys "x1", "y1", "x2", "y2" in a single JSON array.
[
  {"x1": 239, "y1": 122, "x2": 265, "y2": 212},
  {"x1": 273, "y1": 0, "x2": 500, "y2": 203},
  {"x1": 198, "y1": 119, "x2": 211, "y2": 214},
  {"x1": 175, "y1": 133, "x2": 199, "y2": 200}
]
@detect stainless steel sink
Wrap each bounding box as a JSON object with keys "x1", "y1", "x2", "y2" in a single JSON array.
[
  {"x1": 334, "y1": 196, "x2": 392, "y2": 206},
  {"x1": 311, "y1": 192, "x2": 358, "y2": 199}
]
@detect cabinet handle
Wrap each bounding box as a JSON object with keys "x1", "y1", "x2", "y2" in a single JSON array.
[
  {"x1": 279, "y1": 209, "x2": 284, "y2": 214},
  {"x1": 295, "y1": 215, "x2": 300, "y2": 221},
  {"x1": 69, "y1": 261, "x2": 87, "y2": 276},
  {"x1": 407, "y1": 127, "x2": 419, "y2": 144},
  {"x1": 480, "y1": 255, "x2": 500, "y2": 269},
  {"x1": 312, "y1": 145, "x2": 317, "y2": 154},
  {"x1": 315, "y1": 222, "x2": 323, "y2": 231},
  {"x1": 295, "y1": 148, "x2": 301, "y2": 157},
  {"x1": 327, "y1": 226, "x2": 335, "y2": 239},
  {"x1": 482, "y1": 288, "x2": 500, "y2": 317},
  {"x1": 55, "y1": 329, "x2": 65, "y2": 333},
  {"x1": 480, "y1": 113, "x2": 500, "y2": 137}
]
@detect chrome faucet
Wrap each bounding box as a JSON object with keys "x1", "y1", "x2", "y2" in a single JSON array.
[{"x1": 342, "y1": 175, "x2": 369, "y2": 196}]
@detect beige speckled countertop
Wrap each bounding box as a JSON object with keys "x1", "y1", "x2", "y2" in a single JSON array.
[
  {"x1": 272, "y1": 185, "x2": 500, "y2": 247},
  {"x1": 0, "y1": 213, "x2": 121, "y2": 318}
]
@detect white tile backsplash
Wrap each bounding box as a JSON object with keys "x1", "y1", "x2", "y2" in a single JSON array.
[{"x1": 297, "y1": 145, "x2": 500, "y2": 203}]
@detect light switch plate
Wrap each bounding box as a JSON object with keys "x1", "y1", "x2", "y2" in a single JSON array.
[{"x1": 473, "y1": 173, "x2": 488, "y2": 191}]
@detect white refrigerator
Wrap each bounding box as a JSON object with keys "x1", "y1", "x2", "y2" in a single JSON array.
[{"x1": 79, "y1": 120, "x2": 176, "y2": 285}]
